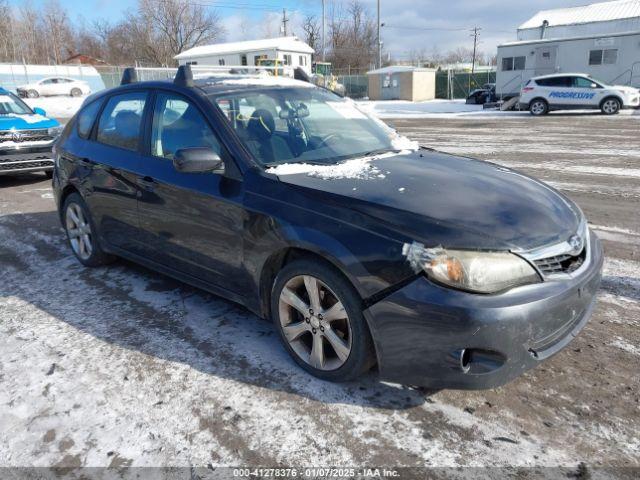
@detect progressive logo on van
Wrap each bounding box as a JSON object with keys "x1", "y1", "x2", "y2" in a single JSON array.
[{"x1": 549, "y1": 91, "x2": 597, "y2": 100}]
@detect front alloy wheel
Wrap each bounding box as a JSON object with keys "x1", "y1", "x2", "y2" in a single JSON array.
[
  {"x1": 601, "y1": 98, "x2": 621, "y2": 115},
  {"x1": 272, "y1": 259, "x2": 375, "y2": 382},
  {"x1": 279, "y1": 275, "x2": 352, "y2": 371}
]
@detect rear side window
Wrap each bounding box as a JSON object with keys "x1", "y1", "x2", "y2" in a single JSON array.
[
  {"x1": 77, "y1": 99, "x2": 103, "y2": 139},
  {"x1": 536, "y1": 77, "x2": 571, "y2": 87},
  {"x1": 96, "y1": 92, "x2": 147, "y2": 151}
]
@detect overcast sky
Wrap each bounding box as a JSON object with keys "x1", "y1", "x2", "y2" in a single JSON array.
[{"x1": 11, "y1": 0, "x2": 597, "y2": 58}]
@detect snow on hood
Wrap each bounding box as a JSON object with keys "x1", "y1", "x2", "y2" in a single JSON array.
[{"x1": 266, "y1": 150, "x2": 411, "y2": 180}]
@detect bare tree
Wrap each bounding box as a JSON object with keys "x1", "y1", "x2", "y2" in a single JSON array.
[
  {"x1": 134, "y1": 0, "x2": 225, "y2": 66},
  {"x1": 302, "y1": 14, "x2": 321, "y2": 54},
  {"x1": 326, "y1": 0, "x2": 376, "y2": 72}
]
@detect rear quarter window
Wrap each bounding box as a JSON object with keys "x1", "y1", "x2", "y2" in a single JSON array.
[{"x1": 77, "y1": 99, "x2": 104, "y2": 139}]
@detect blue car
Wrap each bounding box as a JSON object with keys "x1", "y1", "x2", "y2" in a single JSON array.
[{"x1": 0, "y1": 87, "x2": 63, "y2": 177}]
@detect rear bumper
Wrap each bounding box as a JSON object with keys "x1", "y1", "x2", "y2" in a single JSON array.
[
  {"x1": 364, "y1": 233, "x2": 603, "y2": 390},
  {"x1": 0, "y1": 146, "x2": 54, "y2": 175}
]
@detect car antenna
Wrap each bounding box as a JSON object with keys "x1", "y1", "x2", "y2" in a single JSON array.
[
  {"x1": 121, "y1": 67, "x2": 138, "y2": 85},
  {"x1": 174, "y1": 65, "x2": 194, "y2": 87}
]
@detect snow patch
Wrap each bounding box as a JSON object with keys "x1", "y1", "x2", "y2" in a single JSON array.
[
  {"x1": 217, "y1": 77, "x2": 313, "y2": 88},
  {"x1": 24, "y1": 96, "x2": 86, "y2": 119},
  {"x1": 610, "y1": 337, "x2": 640, "y2": 356}
]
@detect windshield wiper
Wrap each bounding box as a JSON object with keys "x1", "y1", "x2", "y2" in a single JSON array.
[{"x1": 359, "y1": 148, "x2": 401, "y2": 157}]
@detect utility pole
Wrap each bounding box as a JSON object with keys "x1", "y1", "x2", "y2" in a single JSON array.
[
  {"x1": 377, "y1": 0, "x2": 382, "y2": 68},
  {"x1": 322, "y1": 0, "x2": 326, "y2": 62},
  {"x1": 469, "y1": 26, "x2": 481, "y2": 93},
  {"x1": 282, "y1": 9, "x2": 289, "y2": 37}
]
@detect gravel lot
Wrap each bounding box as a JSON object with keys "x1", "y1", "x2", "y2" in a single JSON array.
[{"x1": 0, "y1": 113, "x2": 638, "y2": 474}]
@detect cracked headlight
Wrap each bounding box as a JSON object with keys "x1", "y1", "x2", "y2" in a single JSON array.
[
  {"x1": 48, "y1": 126, "x2": 63, "y2": 137},
  {"x1": 403, "y1": 243, "x2": 541, "y2": 294}
]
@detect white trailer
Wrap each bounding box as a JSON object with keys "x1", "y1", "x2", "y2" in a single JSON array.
[
  {"x1": 496, "y1": 30, "x2": 640, "y2": 98},
  {"x1": 174, "y1": 37, "x2": 314, "y2": 75}
]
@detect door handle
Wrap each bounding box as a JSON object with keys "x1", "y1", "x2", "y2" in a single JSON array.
[{"x1": 136, "y1": 176, "x2": 156, "y2": 192}]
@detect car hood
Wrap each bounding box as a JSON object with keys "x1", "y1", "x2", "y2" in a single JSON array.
[
  {"x1": 612, "y1": 85, "x2": 639, "y2": 94},
  {"x1": 271, "y1": 150, "x2": 582, "y2": 251},
  {"x1": 0, "y1": 114, "x2": 59, "y2": 131}
]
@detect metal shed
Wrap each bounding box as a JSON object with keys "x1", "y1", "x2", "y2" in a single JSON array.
[{"x1": 367, "y1": 66, "x2": 436, "y2": 101}]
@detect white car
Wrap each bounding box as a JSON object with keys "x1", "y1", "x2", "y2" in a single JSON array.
[
  {"x1": 519, "y1": 73, "x2": 640, "y2": 116},
  {"x1": 17, "y1": 77, "x2": 91, "y2": 98}
]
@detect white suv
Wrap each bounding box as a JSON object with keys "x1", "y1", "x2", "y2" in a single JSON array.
[{"x1": 519, "y1": 73, "x2": 640, "y2": 116}]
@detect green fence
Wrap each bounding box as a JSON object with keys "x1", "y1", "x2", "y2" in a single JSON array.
[
  {"x1": 337, "y1": 74, "x2": 368, "y2": 99},
  {"x1": 436, "y1": 71, "x2": 496, "y2": 99}
]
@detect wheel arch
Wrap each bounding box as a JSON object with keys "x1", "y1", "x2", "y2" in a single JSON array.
[
  {"x1": 258, "y1": 246, "x2": 362, "y2": 321},
  {"x1": 59, "y1": 184, "x2": 81, "y2": 221},
  {"x1": 260, "y1": 245, "x2": 382, "y2": 373},
  {"x1": 599, "y1": 95, "x2": 623, "y2": 109}
]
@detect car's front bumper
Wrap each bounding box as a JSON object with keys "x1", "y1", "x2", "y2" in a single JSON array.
[
  {"x1": 364, "y1": 232, "x2": 603, "y2": 390},
  {"x1": 0, "y1": 144, "x2": 55, "y2": 175}
]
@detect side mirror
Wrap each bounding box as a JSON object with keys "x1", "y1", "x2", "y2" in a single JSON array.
[
  {"x1": 590, "y1": 83, "x2": 599, "y2": 89},
  {"x1": 173, "y1": 147, "x2": 224, "y2": 174},
  {"x1": 33, "y1": 107, "x2": 47, "y2": 116}
]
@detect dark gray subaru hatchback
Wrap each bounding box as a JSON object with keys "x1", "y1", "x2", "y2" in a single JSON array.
[{"x1": 53, "y1": 66, "x2": 603, "y2": 389}]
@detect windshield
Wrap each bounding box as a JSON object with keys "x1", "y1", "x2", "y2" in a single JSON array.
[
  {"x1": 211, "y1": 87, "x2": 396, "y2": 166},
  {"x1": 0, "y1": 91, "x2": 33, "y2": 115}
]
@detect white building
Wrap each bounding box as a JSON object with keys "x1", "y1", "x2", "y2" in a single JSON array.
[
  {"x1": 174, "y1": 37, "x2": 314, "y2": 74},
  {"x1": 496, "y1": 0, "x2": 640, "y2": 96}
]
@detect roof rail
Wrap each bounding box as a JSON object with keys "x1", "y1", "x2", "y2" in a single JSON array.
[
  {"x1": 174, "y1": 65, "x2": 194, "y2": 87},
  {"x1": 121, "y1": 67, "x2": 138, "y2": 85}
]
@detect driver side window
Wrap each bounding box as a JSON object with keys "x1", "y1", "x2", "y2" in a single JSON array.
[{"x1": 151, "y1": 93, "x2": 222, "y2": 160}]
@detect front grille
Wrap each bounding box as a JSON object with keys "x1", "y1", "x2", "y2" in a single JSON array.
[
  {"x1": 534, "y1": 248, "x2": 586, "y2": 276},
  {"x1": 0, "y1": 129, "x2": 54, "y2": 144}
]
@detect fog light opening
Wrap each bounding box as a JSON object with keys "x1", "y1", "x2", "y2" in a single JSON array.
[{"x1": 460, "y1": 349, "x2": 471, "y2": 374}]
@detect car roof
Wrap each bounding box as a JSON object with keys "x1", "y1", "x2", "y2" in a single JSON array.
[
  {"x1": 532, "y1": 73, "x2": 592, "y2": 80},
  {"x1": 85, "y1": 75, "x2": 319, "y2": 103}
]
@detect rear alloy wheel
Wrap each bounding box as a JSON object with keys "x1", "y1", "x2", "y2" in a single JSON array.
[
  {"x1": 272, "y1": 260, "x2": 375, "y2": 381},
  {"x1": 62, "y1": 193, "x2": 114, "y2": 267},
  {"x1": 27, "y1": 89, "x2": 39, "y2": 98},
  {"x1": 70, "y1": 88, "x2": 82, "y2": 97},
  {"x1": 601, "y1": 98, "x2": 621, "y2": 115},
  {"x1": 529, "y1": 99, "x2": 548, "y2": 116}
]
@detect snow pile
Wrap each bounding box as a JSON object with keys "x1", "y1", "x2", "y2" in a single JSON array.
[
  {"x1": 357, "y1": 99, "x2": 483, "y2": 119},
  {"x1": 217, "y1": 77, "x2": 313, "y2": 88},
  {"x1": 349, "y1": 98, "x2": 420, "y2": 150},
  {"x1": 25, "y1": 96, "x2": 86, "y2": 119}
]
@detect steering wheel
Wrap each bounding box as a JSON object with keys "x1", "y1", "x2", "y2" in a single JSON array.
[{"x1": 316, "y1": 133, "x2": 343, "y2": 148}]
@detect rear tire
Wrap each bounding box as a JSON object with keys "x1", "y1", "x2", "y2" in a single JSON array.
[
  {"x1": 601, "y1": 97, "x2": 621, "y2": 115},
  {"x1": 62, "y1": 193, "x2": 115, "y2": 267},
  {"x1": 271, "y1": 259, "x2": 376, "y2": 382},
  {"x1": 529, "y1": 99, "x2": 549, "y2": 116},
  {"x1": 70, "y1": 88, "x2": 82, "y2": 97}
]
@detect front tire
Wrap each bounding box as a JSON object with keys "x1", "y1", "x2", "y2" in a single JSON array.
[
  {"x1": 27, "y1": 89, "x2": 39, "y2": 98},
  {"x1": 62, "y1": 193, "x2": 115, "y2": 267},
  {"x1": 601, "y1": 97, "x2": 621, "y2": 115},
  {"x1": 70, "y1": 88, "x2": 82, "y2": 97},
  {"x1": 271, "y1": 259, "x2": 375, "y2": 382},
  {"x1": 529, "y1": 99, "x2": 549, "y2": 116}
]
